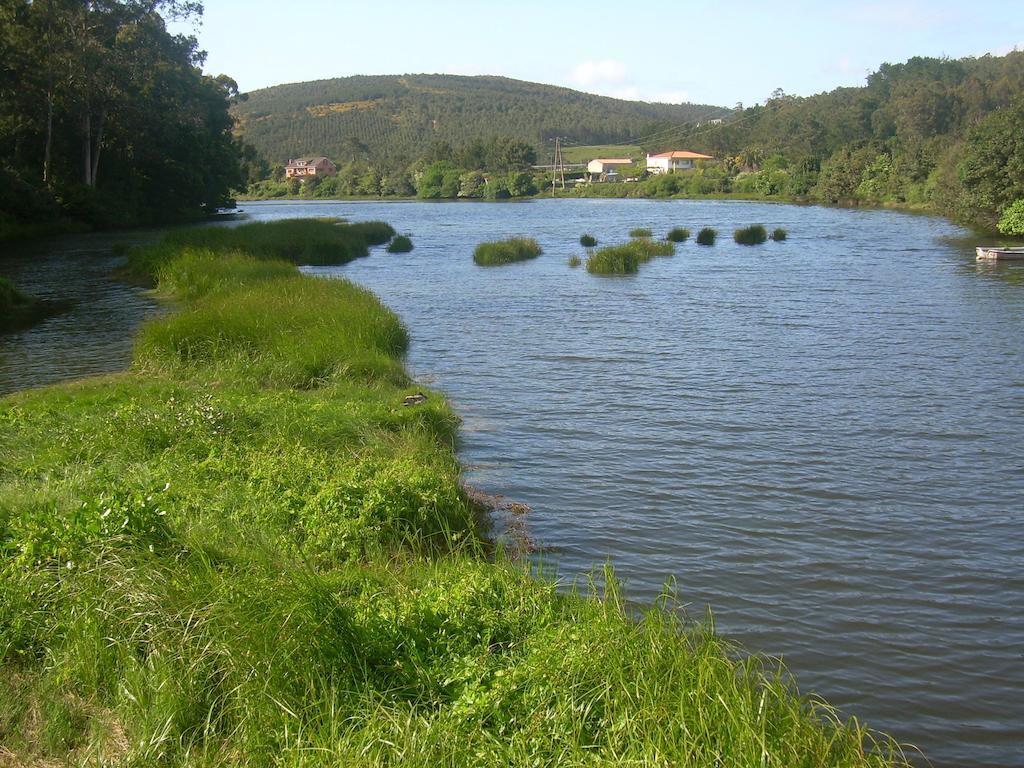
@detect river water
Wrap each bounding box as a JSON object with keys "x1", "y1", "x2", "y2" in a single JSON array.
[{"x1": 2, "y1": 199, "x2": 1022, "y2": 767}]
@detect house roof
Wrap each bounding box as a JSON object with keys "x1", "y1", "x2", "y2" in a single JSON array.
[
  {"x1": 592, "y1": 158, "x2": 635, "y2": 164},
  {"x1": 648, "y1": 151, "x2": 714, "y2": 160},
  {"x1": 286, "y1": 156, "x2": 331, "y2": 166}
]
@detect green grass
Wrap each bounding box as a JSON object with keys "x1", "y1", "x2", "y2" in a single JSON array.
[
  {"x1": 0, "y1": 220, "x2": 911, "y2": 767},
  {"x1": 586, "y1": 238, "x2": 676, "y2": 275},
  {"x1": 567, "y1": 255, "x2": 582, "y2": 268},
  {"x1": 772, "y1": 227, "x2": 788, "y2": 241},
  {"x1": 735, "y1": 224, "x2": 768, "y2": 245},
  {"x1": 696, "y1": 227, "x2": 718, "y2": 245},
  {"x1": 579, "y1": 234, "x2": 597, "y2": 248},
  {"x1": 387, "y1": 234, "x2": 414, "y2": 253},
  {"x1": 629, "y1": 227, "x2": 652, "y2": 238},
  {"x1": 667, "y1": 227, "x2": 690, "y2": 242},
  {"x1": 472, "y1": 237, "x2": 542, "y2": 266},
  {"x1": 559, "y1": 144, "x2": 642, "y2": 164}
]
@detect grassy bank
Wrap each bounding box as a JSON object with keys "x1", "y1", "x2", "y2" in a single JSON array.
[{"x1": 0, "y1": 220, "x2": 909, "y2": 766}]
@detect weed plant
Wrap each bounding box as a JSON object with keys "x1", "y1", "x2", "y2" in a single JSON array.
[
  {"x1": 629, "y1": 227, "x2": 652, "y2": 238},
  {"x1": 735, "y1": 224, "x2": 768, "y2": 245},
  {"x1": 666, "y1": 227, "x2": 690, "y2": 242},
  {"x1": 473, "y1": 237, "x2": 542, "y2": 266},
  {"x1": 0, "y1": 219, "x2": 911, "y2": 768},
  {"x1": 387, "y1": 235, "x2": 414, "y2": 253},
  {"x1": 772, "y1": 227, "x2": 788, "y2": 241},
  {"x1": 567, "y1": 255, "x2": 582, "y2": 267},
  {"x1": 696, "y1": 227, "x2": 717, "y2": 245},
  {"x1": 579, "y1": 234, "x2": 597, "y2": 248}
]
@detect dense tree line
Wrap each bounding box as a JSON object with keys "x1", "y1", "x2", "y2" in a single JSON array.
[
  {"x1": 666, "y1": 53, "x2": 1024, "y2": 231},
  {"x1": 232, "y1": 74, "x2": 730, "y2": 166},
  {"x1": 0, "y1": 0, "x2": 243, "y2": 234}
]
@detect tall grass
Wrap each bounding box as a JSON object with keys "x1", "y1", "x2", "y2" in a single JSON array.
[
  {"x1": 772, "y1": 227, "x2": 788, "y2": 241},
  {"x1": 629, "y1": 227, "x2": 652, "y2": 238},
  {"x1": 0, "y1": 275, "x2": 68, "y2": 332},
  {"x1": 734, "y1": 224, "x2": 768, "y2": 245},
  {"x1": 473, "y1": 237, "x2": 542, "y2": 266},
  {"x1": 586, "y1": 238, "x2": 675, "y2": 274},
  {"x1": 696, "y1": 227, "x2": 717, "y2": 245},
  {"x1": 0, "y1": 219, "x2": 911, "y2": 767},
  {"x1": 666, "y1": 227, "x2": 690, "y2": 242},
  {"x1": 567, "y1": 255, "x2": 582, "y2": 268},
  {"x1": 387, "y1": 234, "x2": 414, "y2": 253}
]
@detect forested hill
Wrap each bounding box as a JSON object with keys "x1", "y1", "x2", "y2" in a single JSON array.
[
  {"x1": 232, "y1": 74, "x2": 731, "y2": 164},
  {"x1": 668, "y1": 52, "x2": 1024, "y2": 230}
]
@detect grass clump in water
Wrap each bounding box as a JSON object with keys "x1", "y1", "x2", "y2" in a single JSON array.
[
  {"x1": 734, "y1": 224, "x2": 768, "y2": 245},
  {"x1": 0, "y1": 218, "x2": 912, "y2": 768},
  {"x1": 772, "y1": 227, "x2": 788, "y2": 241},
  {"x1": 473, "y1": 237, "x2": 542, "y2": 266},
  {"x1": 696, "y1": 227, "x2": 717, "y2": 245},
  {"x1": 586, "y1": 238, "x2": 675, "y2": 274},
  {"x1": 387, "y1": 235, "x2": 414, "y2": 253},
  {"x1": 629, "y1": 227, "x2": 652, "y2": 238},
  {"x1": 567, "y1": 255, "x2": 582, "y2": 268},
  {"x1": 579, "y1": 234, "x2": 597, "y2": 248},
  {"x1": 666, "y1": 227, "x2": 690, "y2": 242},
  {"x1": 0, "y1": 275, "x2": 70, "y2": 332}
]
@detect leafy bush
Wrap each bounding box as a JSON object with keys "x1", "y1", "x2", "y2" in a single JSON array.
[
  {"x1": 473, "y1": 237, "x2": 542, "y2": 266},
  {"x1": 629, "y1": 227, "x2": 652, "y2": 238},
  {"x1": 387, "y1": 235, "x2": 414, "y2": 253},
  {"x1": 998, "y1": 199, "x2": 1024, "y2": 236},
  {"x1": 666, "y1": 227, "x2": 690, "y2": 242},
  {"x1": 771, "y1": 228, "x2": 788, "y2": 241},
  {"x1": 734, "y1": 224, "x2": 768, "y2": 245},
  {"x1": 579, "y1": 234, "x2": 597, "y2": 248},
  {"x1": 696, "y1": 228, "x2": 717, "y2": 245}
]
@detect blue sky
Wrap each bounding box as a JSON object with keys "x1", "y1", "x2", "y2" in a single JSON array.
[{"x1": 173, "y1": 0, "x2": 1024, "y2": 106}]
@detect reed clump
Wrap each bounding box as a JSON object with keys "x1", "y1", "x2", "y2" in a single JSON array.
[
  {"x1": 387, "y1": 235, "x2": 414, "y2": 253},
  {"x1": 473, "y1": 237, "x2": 542, "y2": 266},
  {"x1": 579, "y1": 234, "x2": 597, "y2": 248},
  {"x1": 568, "y1": 255, "x2": 582, "y2": 267},
  {"x1": 629, "y1": 227, "x2": 653, "y2": 238},
  {"x1": 586, "y1": 238, "x2": 675, "y2": 274},
  {"x1": 0, "y1": 219, "x2": 912, "y2": 768},
  {"x1": 666, "y1": 227, "x2": 690, "y2": 242},
  {"x1": 734, "y1": 224, "x2": 768, "y2": 245},
  {"x1": 696, "y1": 227, "x2": 717, "y2": 245},
  {"x1": 772, "y1": 227, "x2": 788, "y2": 241}
]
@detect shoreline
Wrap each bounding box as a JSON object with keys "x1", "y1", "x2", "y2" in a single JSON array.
[{"x1": 0, "y1": 218, "x2": 914, "y2": 766}]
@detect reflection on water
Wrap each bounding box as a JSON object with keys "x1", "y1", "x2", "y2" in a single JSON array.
[{"x1": 3, "y1": 200, "x2": 1023, "y2": 768}]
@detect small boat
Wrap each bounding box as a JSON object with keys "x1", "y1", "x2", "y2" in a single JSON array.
[{"x1": 976, "y1": 246, "x2": 1024, "y2": 261}]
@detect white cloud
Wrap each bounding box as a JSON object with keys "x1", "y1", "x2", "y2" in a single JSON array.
[{"x1": 570, "y1": 59, "x2": 627, "y2": 87}]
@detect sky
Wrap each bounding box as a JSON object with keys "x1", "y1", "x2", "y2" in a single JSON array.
[{"x1": 171, "y1": 0, "x2": 1024, "y2": 107}]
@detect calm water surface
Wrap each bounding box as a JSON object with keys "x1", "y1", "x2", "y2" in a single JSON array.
[{"x1": 2, "y1": 199, "x2": 1022, "y2": 767}]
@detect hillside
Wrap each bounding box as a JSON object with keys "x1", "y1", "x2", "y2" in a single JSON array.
[{"x1": 232, "y1": 74, "x2": 730, "y2": 164}]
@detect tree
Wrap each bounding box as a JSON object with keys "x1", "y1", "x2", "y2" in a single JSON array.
[{"x1": 954, "y1": 101, "x2": 1024, "y2": 229}]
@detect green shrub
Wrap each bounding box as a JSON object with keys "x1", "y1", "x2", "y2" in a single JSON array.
[
  {"x1": 473, "y1": 237, "x2": 542, "y2": 266},
  {"x1": 666, "y1": 227, "x2": 690, "y2": 242},
  {"x1": 579, "y1": 234, "x2": 597, "y2": 248},
  {"x1": 629, "y1": 227, "x2": 652, "y2": 238},
  {"x1": 734, "y1": 224, "x2": 768, "y2": 245},
  {"x1": 998, "y1": 199, "x2": 1024, "y2": 236},
  {"x1": 696, "y1": 228, "x2": 717, "y2": 245},
  {"x1": 771, "y1": 227, "x2": 788, "y2": 241},
  {"x1": 568, "y1": 255, "x2": 582, "y2": 268},
  {"x1": 387, "y1": 235, "x2": 414, "y2": 253}
]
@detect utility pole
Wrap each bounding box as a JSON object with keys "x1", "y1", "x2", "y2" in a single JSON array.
[{"x1": 551, "y1": 137, "x2": 566, "y2": 195}]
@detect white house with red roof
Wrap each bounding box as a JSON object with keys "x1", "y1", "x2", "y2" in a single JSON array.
[{"x1": 646, "y1": 150, "x2": 714, "y2": 174}]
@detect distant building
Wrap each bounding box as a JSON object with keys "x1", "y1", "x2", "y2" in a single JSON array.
[
  {"x1": 285, "y1": 156, "x2": 337, "y2": 179},
  {"x1": 586, "y1": 158, "x2": 635, "y2": 175},
  {"x1": 645, "y1": 150, "x2": 714, "y2": 174}
]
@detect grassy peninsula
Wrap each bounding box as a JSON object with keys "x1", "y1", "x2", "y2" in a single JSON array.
[{"x1": 0, "y1": 220, "x2": 909, "y2": 766}]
